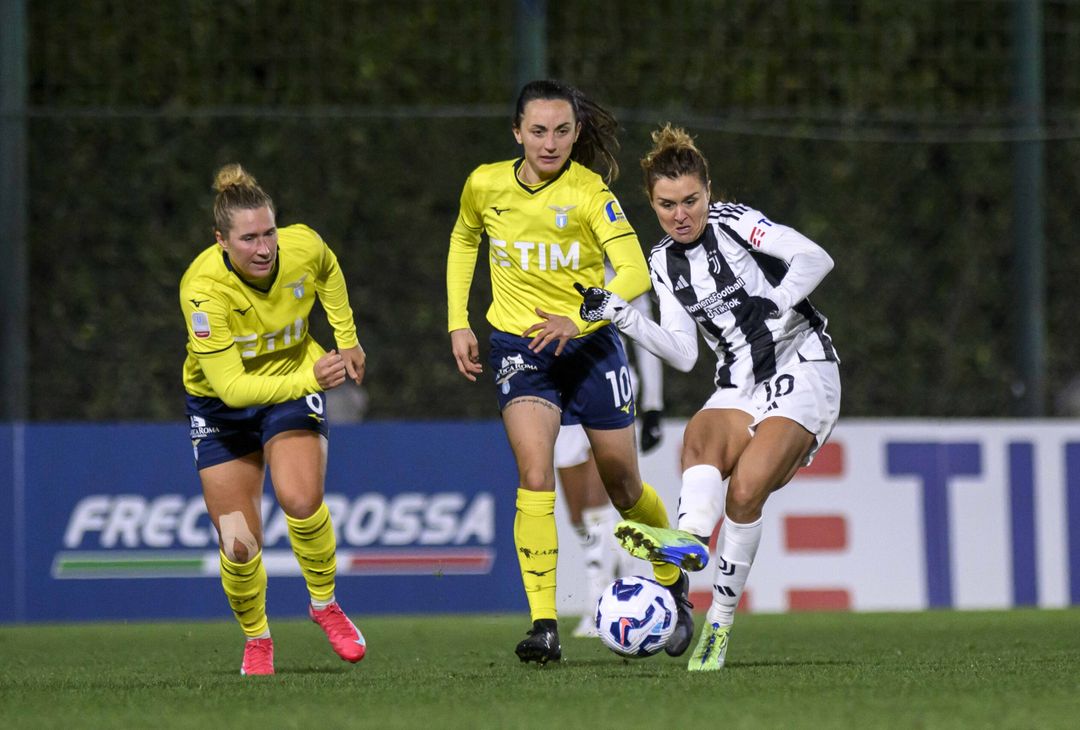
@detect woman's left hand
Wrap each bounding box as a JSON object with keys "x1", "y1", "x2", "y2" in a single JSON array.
[
  {"x1": 523, "y1": 308, "x2": 580, "y2": 356},
  {"x1": 339, "y1": 345, "x2": 367, "y2": 385}
]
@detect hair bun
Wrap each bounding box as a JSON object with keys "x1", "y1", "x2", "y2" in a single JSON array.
[{"x1": 213, "y1": 163, "x2": 257, "y2": 192}]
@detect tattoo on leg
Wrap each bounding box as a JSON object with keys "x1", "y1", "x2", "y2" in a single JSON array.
[{"x1": 505, "y1": 396, "x2": 561, "y2": 414}]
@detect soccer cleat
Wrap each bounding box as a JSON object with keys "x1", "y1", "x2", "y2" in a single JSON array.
[
  {"x1": 572, "y1": 612, "x2": 599, "y2": 638},
  {"x1": 687, "y1": 622, "x2": 731, "y2": 671},
  {"x1": 515, "y1": 619, "x2": 562, "y2": 665},
  {"x1": 664, "y1": 570, "x2": 695, "y2": 657},
  {"x1": 614, "y1": 521, "x2": 710, "y2": 572},
  {"x1": 240, "y1": 637, "x2": 275, "y2": 676},
  {"x1": 309, "y1": 602, "x2": 366, "y2": 663}
]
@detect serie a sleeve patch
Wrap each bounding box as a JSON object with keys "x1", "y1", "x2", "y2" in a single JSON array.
[{"x1": 191, "y1": 311, "x2": 211, "y2": 339}]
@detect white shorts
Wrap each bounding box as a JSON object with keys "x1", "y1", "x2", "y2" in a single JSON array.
[
  {"x1": 701, "y1": 360, "x2": 841, "y2": 465},
  {"x1": 554, "y1": 423, "x2": 591, "y2": 469}
]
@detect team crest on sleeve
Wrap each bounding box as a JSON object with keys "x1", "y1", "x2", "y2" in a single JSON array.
[
  {"x1": 191, "y1": 311, "x2": 211, "y2": 339},
  {"x1": 548, "y1": 205, "x2": 576, "y2": 229},
  {"x1": 604, "y1": 199, "x2": 626, "y2": 223}
]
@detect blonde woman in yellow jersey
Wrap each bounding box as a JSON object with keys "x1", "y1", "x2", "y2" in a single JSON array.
[
  {"x1": 446, "y1": 80, "x2": 694, "y2": 664},
  {"x1": 179, "y1": 164, "x2": 368, "y2": 676}
]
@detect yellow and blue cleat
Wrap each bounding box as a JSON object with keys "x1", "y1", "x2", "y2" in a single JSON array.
[
  {"x1": 614, "y1": 521, "x2": 710, "y2": 572},
  {"x1": 688, "y1": 622, "x2": 731, "y2": 671}
]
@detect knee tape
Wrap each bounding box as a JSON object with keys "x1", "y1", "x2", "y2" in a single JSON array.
[{"x1": 219, "y1": 511, "x2": 259, "y2": 563}]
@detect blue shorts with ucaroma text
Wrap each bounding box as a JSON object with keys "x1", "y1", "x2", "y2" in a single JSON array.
[
  {"x1": 489, "y1": 325, "x2": 635, "y2": 430},
  {"x1": 185, "y1": 392, "x2": 330, "y2": 470}
]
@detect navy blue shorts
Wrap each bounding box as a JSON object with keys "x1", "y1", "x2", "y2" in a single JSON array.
[
  {"x1": 185, "y1": 392, "x2": 330, "y2": 470},
  {"x1": 489, "y1": 325, "x2": 636, "y2": 430}
]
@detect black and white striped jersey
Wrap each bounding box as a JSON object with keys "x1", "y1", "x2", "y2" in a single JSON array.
[{"x1": 611, "y1": 202, "x2": 838, "y2": 389}]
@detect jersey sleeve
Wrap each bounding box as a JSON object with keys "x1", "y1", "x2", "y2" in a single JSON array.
[
  {"x1": 446, "y1": 172, "x2": 484, "y2": 332},
  {"x1": 586, "y1": 189, "x2": 649, "y2": 303},
  {"x1": 728, "y1": 208, "x2": 834, "y2": 314},
  {"x1": 313, "y1": 236, "x2": 360, "y2": 350},
  {"x1": 195, "y1": 343, "x2": 321, "y2": 408},
  {"x1": 611, "y1": 263, "x2": 698, "y2": 372},
  {"x1": 603, "y1": 235, "x2": 650, "y2": 303},
  {"x1": 627, "y1": 292, "x2": 664, "y2": 411}
]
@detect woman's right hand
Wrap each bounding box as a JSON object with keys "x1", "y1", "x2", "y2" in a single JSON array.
[
  {"x1": 314, "y1": 349, "x2": 347, "y2": 390},
  {"x1": 450, "y1": 328, "x2": 483, "y2": 382}
]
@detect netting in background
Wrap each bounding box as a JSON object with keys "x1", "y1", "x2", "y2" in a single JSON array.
[{"x1": 22, "y1": 0, "x2": 1080, "y2": 419}]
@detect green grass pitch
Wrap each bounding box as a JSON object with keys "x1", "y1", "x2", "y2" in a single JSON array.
[{"x1": 2, "y1": 609, "x2": 1079, "y2": 729}]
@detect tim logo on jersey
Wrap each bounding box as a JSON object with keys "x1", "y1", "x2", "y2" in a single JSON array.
[{"x1": 490, "y1": 238, "x2": 581, "y2": 272}]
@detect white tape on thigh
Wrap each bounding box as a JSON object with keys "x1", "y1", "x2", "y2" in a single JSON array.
[{"x1": 219, "y1": 511, "x2": 259, "y2": 562}]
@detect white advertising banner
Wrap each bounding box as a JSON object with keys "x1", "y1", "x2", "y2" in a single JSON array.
[{"x1": 556, "y1": 419, "x2": 1080, "y2": 616}]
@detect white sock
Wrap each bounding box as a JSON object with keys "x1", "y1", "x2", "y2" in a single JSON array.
[
  {"x1": 706, "y1": 514, "x2": 763, "y2": 627},
  {"x1": 580, "y1": 505, "x2": 618, "y2": 611},
  {"x1": 310, "y1": 594, "x2": 336, "y2": 610},
  {"x1": 677, "y1": 464, "x2": 727, "y2": 540}
]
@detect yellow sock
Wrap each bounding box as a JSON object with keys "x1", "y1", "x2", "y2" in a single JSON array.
[
  {"x1": 286, "y1": 502, "x2": 337, "y2": 604},
  {"x1": 220, "y1": 551, "x2": 269, "y2": 637},
  {"x1": 619, "y1": 482, "x2": 680, "y2": 587},
  {"x1": 514, "y1": 488, "x2": 558, "y2": 622}
]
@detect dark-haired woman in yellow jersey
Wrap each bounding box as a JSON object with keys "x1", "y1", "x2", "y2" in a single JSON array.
[
  {"x1": 179, "y1": 164, "x2": 367, "y2": 676},
  {"x1": 446, "y1": 80, "x2": 694, "y2": 664}
]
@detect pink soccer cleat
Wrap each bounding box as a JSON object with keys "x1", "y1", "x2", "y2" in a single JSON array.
[
  {"x1": 240, "y1": 637, "x2": 275, "y2": 676},
  {"x1": 309, "y1": 602, "x2": 366, "y2": 663}
]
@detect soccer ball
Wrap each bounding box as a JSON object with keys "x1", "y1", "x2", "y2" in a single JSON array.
[{"x1": 594, "y1": 576, "x2": 676, "y2": 658}]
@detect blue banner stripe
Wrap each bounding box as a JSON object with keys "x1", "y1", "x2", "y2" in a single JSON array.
[
  {"x1": 1067, "y1": 443, "x2": 1080, "y2": 604},
  {"x1": 1008, "y1": 442, "x2": 1038, "y2": 605},
  {"x1": 887, "y1": 442, "x2": 981, "y2": 609}
]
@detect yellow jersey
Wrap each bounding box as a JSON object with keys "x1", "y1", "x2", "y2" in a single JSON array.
[
  {"x1": 179, "y1": 224, "x2": 359, "y2": 408},
  {"x1": 447, "y1": 158, "x2": 650, "y2": 336}
]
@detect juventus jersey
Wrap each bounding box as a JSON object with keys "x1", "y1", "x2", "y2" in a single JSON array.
[
  {"x1": 447, "y1": 158, "x2": 649, "y2": 336},
  {"x1": 613, "y1": 202, "x2": 837, "y2": 389}
]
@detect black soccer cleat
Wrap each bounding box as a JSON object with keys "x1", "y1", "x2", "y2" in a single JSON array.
[
  {"x1": 664, "y1": 571, "x2": 695, "y2": 657},
  {"x1": 515, "y1": 619, "x2": 562, "y2": 665}
]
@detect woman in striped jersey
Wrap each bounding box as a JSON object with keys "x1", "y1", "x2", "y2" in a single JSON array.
[{"x1": 578, "y1": 124, "x2": 841, "y2": 671}]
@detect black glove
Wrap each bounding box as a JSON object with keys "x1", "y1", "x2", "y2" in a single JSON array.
[
  {"x1": 574, "y1": 282, "x2": 627, "y2": 323},
  {"x1": 640, "y1": 410, "x2": 663, "y2": 453},
  {"x1": 739, "y1": 295, "x2": 780, "y2": 321}
]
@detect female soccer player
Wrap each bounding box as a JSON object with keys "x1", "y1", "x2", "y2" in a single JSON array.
[
  {"x1": 180, "y1": 164, "x2": 368, "y2": 676},
  {"x1": 578, "y1": 124, "x2": 841, "y2": 670},
  {"x1": 446, "y1": 81, "x2": 693, "y2": 664}
]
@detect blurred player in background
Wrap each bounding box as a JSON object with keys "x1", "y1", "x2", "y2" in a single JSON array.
[
  {"x1": 180, "y1": 164, "x2": 368, "y2": 676},
  {"x1": 577, "y1": 124, "x2": 841, "y2": 670},
  {"x1": 446, "y1": 80, "x2": 693, "y2": 665},
  {"x1": 556, "y1": 276, "x2": 665, "y2": 638}
]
